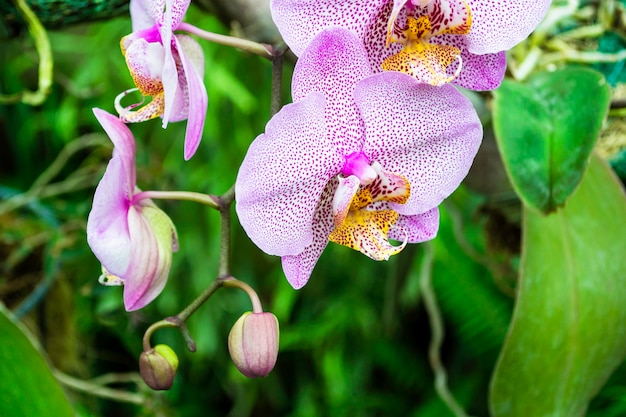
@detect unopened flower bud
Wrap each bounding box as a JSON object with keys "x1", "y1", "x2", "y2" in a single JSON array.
[
  {"x1": 139, "y1": 344, "x2": 179, "y2": 390},
  {"x1": 228, "y1": 312, "x2": 279, "y2": 378}
]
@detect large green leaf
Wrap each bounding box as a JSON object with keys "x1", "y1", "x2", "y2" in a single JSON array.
[
  {"x1": 0, "y1": 304, "x2": 74, "y2": 417},
  {"x1": 489, "y1": 154, "x2": 626, "y2": 417},
  {"x1": 493, "y1": 67, "x2": 610, "y2": 213}
]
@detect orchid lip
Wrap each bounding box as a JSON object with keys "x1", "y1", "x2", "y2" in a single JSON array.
[
  {"x1": 114, "y1": 87, "x2": 165, "y2": 123},
  {"x1": 115, "y1": 88, "x2": 143, "y2": 114}
]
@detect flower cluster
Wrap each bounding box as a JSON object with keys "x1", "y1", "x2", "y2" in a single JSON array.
[
  {"x1": 87, "y1": 0, "x2": 204, "y2": 311},
  {"x1": 83, "y1": 0, "x2": 550, "y2": 390},
  {"x1": 87, "y1": 0, "x2": 551, "y2": 304},
  {"x1": 235, "y1": 0, "x2": 550, "y2": 288}
]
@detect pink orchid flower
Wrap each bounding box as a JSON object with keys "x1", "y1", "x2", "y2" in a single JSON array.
[
  {"x1": 116, "y1": 0, "x2": 208, "y2": 160},
  {"x1": 87, "y1": 108, "x2": 179, "y2": 311},
  {"x1": 271, "y1": 0, "x2": 552, "y2": 90},
  {"x1": 235, "y1": 28, "x2": 482, "y2": 289}
]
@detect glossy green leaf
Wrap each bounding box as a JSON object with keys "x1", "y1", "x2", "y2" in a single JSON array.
[
  {"x1": 490, "y1": 154, "x2": 626, "y2": 417},
  {"x1": 493, "y1": 67, "x2": 610, "y2": 213},
  {"x1": 0, "y1": 304, "x2": 74, "y2": 417}
]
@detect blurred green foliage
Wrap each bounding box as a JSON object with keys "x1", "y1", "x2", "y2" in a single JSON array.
[{"x1": 1, "y1": 2, "x2": 626, "y2": 417}]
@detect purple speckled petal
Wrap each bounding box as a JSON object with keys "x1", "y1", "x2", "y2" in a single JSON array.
[
  {"x1": 176, "y1": 35, "x2": 207, "y2": 160},
  {"x1": 159, "y1": 0, "x2": 178, "y2": 126},
  {"x1": 293, "y1": 27, "x2": 371, "y2": 154},
  {"x1": 362, "y1": 0, "x2": 401, "y2": 73},
  {"x1": 236, "y1": 93, "x2": 343, "y2": 257},
  {"x1": 356, "y1": 72, "x2": 482, "y2": 215},
  {"x1": 453, "y1": 49, "x2": 506, "y2": 91},
  {"x1": 123, "y1": 205, "x2": 159, "y2": 311},
  {"x1": 87, "y1": 109, "x2": 138, "y2": 277},
  {"x1": 388, "y1": 208, "x2": 440, "y2": 243},
  {"x1": 92, "y1": 109, "x2": 136, "y2": 195},
  {"x1": 123, "y1": 38, "x2": 165, "y2": 96},
  {"x1": 465, "y1": 0, "x2": 552, "y2": 54},
  {"x1": 270, "y1": 0, "x2": 386, "y2": 57},
  {"x1": 333, "y1": 175, "x2": 360, "y2": 227},
  {"x1": 130, "y1": 0, "x2": 163, "y2": 31},
  {"x1": 167, "y1": 0, "x2": 190, "y2": 29},
  {"x1": 87, "y1": 155, "x2": 132, "y2": 278},
  {"x1": 123, "y1": 203, "x2": 176, "y2": 311},
  {"x1": 281, "y1": 179, "x2": 337, "y2": 289},
  {"x1": 428, "y1": 34, "x2": 506, "y2": 90}
]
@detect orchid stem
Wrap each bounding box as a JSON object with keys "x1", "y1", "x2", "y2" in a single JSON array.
[
  {"x1": 142, "y1": 319, "x2": 178, "y2": 352},
  {"x1": 177, "y1": 22, "x2": 272, "y2": 59},
  {"x1": 0, "y1": 0, "x2": 52, "y2": 105},
  {"x1": 134, "y1": 190, "x2": 220, "y2": 209},
  {"x1": 270, "y1": 43, "x2": 287, "y2": 117},
  {"x1": 221, "y1": 277, "x2": 263, "y2": 313},
  {"x1": 53, "y1": 370, "x2": 145, "y2": 406},
  {"x1": 142, "y1": 184, "x2": 249, "y2": 352},
  {"x1": 419, "y1": 243, "x2": 472, "y2": 417},
  {"x1": 217, "y1": 184, "x2": 235, "y2": 277}
]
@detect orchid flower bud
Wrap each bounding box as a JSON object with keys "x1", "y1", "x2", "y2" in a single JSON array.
[
  {"x1": 139, "y1": 344, "x2": 179, "y2": 390},
  {"x1": 228, "y1": 312, "x2": 279, "y2": 378}
]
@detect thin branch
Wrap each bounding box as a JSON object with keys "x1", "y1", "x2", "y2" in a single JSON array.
[
  {"x1": 177, "y1": 22, "x2": 272, "y2": 58},
  {"x1": 54, "y1": 370, "x2": 145, "y2": 405},
  {"x1": 133, "y1": 190, "x2": 220, "y2": 209},
  {"x1": 0, "y1": 0, "x2": 53, "y2": 105},
  {"x1": 222, "y1": 278, "x2": 263, "y2": 313},
  {"x1": 419, "y1": 242, "x2": 472, "y2": 417},
  {"x1": 141, "y1": 184, "x2": 243, "y2": 351},
  {"x1": 270, "y1": 43, "x2": 287, "y2": 117},
  {"x1": 217, "y1": 184, "x2": 235, "y2": 278}
]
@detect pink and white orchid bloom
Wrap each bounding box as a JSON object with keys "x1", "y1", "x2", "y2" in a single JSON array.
[
  {"x1": 117, "y1": 0, "x2": 208, "y2": 160},
  {"x1": 235, "y1": 28, "x2": 482, "y2": 289},
  {"x1": 87, "y1": 108, "x2": 179, "y2": 311},
  {"x1": 271, "y1": 0, "x2": 552, "y2": 90}
]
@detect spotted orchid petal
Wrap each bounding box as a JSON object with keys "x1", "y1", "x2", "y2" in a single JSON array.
[
  {"x1": 464, "y1": 0, "x2": 552, "y2": 55},
  {"x1": 281, "y1": 180, "x2": 337, "y2": 289},
  {"x1": 87, "y1": 108, "x2": 178, "y2": 311},
  {"x1": 356, "y1": 71, "x2": 482, "y2": 215},
  {"x1": 124, "y1": 203, "x2": 178, "y2": 311},
  {"x1": 175, "y1": 35, "x2": 208, "y2": 160},
  {"x1": 292, "y1": 27, "x2": 371, "y2": 153},
  {"x1": 130, "y1": 0, "x2": 165, "y2": 30},
  {"x1": 386, "y1": 0, "x2": 410, "y2": 44},
  {"x1": 453, "y1": 48, "x2": 506, "y2": 91},
  {"x1": 270, "y1": 0, "x2": 551, "y2": 90},
  {"x1": 333, "y1": 175, "x2": 360, "y2": 227},
  {"x1": 389, "y1": 207, "x2": 440, "y2": 243},
  {"x1": 235, "y1": 93, "x2": 344, "y2": 258},
  {"x1": 270, "y1": 0, "x2": 384, "y2": 57}
]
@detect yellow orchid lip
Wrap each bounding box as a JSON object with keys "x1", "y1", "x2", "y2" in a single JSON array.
[
  {"x1": 383, "y1": 0, "x2": 472, "y2": 86},
  {"x1": 115, "y1": 88, "x2": 166, "y2": 123},
  {"x1": 329, "y1": 161, "x2": 411, "y2": 261}
]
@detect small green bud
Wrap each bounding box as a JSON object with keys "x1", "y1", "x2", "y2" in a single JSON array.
[
  {"x1": 139, "y1": 344, "x2": 179, "y2": 390},
  {"x1": 228, "y1": 312, "x2": 279, "y2": 378}
]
